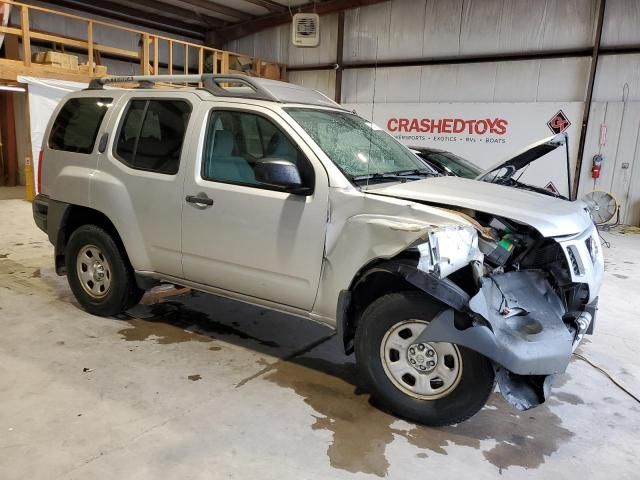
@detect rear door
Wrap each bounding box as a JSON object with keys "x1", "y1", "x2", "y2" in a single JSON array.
[
  {"x1": 180, "y1": 103, "x2": 329, "y2": 310},
  {"x1": 94, "y1": 93, "x2": 194, "y2": 276}
]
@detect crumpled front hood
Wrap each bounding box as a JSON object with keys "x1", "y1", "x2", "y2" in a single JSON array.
[{"x1": 368, "y1": 176, "x2": 592, "y2": 237}]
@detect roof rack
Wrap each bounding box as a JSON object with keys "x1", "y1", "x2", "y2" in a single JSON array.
[
  {"x1": 87, "y1": 74, "x2": 280, "y2": 102},
  {"x1": 87, "y1": 73, "x2": 344, "y2": 109}
]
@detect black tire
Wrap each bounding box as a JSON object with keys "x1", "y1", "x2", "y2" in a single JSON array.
[
  {"x1": 65, "y1": 224, "x2": 144, "y2": 316},
  {"x1": 355, "y1": 291, "x2": 495, "y2": 426}
]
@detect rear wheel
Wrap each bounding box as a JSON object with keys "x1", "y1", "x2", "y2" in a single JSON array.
[
  {"x1": 355, "y1": 291, "x2": 495, "y2": 426},
  {"x1": 65, "y1": 225, "x2": 143, "y2": 316}
]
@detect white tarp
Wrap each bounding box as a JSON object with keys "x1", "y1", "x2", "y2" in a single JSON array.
[
  {"x1": 17, "y1": 76, "x2": 87, "y2": 192},
  {"x1": 344, "y1": 101, "x2": 584, "y2": 197},
  {"x1": 0, "y1": 2, "x2": 10, "y2": 50}
]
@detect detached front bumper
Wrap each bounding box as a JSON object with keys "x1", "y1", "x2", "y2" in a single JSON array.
[{"x1": 399, "y1": 266, "x2": 599, "y2": 410}]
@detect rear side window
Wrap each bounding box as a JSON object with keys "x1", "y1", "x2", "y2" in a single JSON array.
[
  {"x1": 49, "y1": 97, "x2": 113, "y2": 154},
  {"x1": 114, "y1": 99, "x2": 191, "y2": 175}
]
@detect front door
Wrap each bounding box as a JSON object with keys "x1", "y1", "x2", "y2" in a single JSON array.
[{"x1": 181, "y1": 105, "x2": 329, "y2": 310}]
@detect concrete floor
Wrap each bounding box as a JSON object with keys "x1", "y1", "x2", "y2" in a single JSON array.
[
  {"x1": 0, "y1": 186, "x2": 25, "y2": 200},
  {"x1": 0, "y1": 196, "x2": 639, "y2": 480}
]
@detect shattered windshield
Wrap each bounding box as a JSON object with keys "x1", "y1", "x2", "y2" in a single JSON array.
[{"x1": 285, "y1": 108, "x2": 428, "y2": 180}]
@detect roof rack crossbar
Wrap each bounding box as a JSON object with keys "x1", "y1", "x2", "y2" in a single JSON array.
[{"x1": 87, "y1": 74, "x2": 280, "y2": 102}]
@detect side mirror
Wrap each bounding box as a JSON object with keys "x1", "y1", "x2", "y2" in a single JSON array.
[{"x1": 255, "y1": 159, "x2": 312, "y2": 194}]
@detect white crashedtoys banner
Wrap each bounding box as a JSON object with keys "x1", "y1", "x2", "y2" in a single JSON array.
[{"x1": 343, "y1": 102, "x2": 584, "y2": 197}]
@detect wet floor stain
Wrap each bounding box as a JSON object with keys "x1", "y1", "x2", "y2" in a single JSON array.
[
  {"x1": 209, "y1": 346, "x2": 222, "y2": 351},
  {"x1": 258, "y1": 354, "x2": 574, "y2": 476},
  {"x1": 117, "y1": 301, "x2": 280, "y2": 348},
  {"x1": 188, "y1": 374, "x2": 202, "y2": 381},
  {"x1": 31, "y1": 268, "x2": 41, "y2": 278},
  {"x1": 613, "y1": 274, "x2": 629, "y2": 279},
  {"x1": 553, "y1": 392, "x2": 584, "y2": 405}
]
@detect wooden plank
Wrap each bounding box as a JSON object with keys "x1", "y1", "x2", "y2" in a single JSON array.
[
  {"x1": 168, "y1": 40, "x2": 173, "y2": 75},
  {"x1": 87, "y1": 21, "x2": 93, "y2": 76},
  {"x1": 93, "y1": 44, "x2": 138, "y2": 59},
  {"x1": 198, "y1": 47, "x2": 203, "y2": 75},
  {"x1": 0, "y1": 26, "x2": 22, "y2": 36},
  {"x1": 20, "y1": 30, "x2": 138, "y2": 59},
  {"x1": 20, "y1": 5, "x2": 31, "y2": 67},
  {"x1": 184, "y1": 45, "x2": 189, "y2": 75},
  {"x1": 153, "y1": 36, "x2": 159, "y2": 74},
  {"x1": 141, "y1": 34, "x2": 150, "y2": 75},
  {"x1": 212, "y1": 51, "x2": 218, "y2": 73},
  {"x1": 221, "y1": 52, "x2": 229, "y2": 74}
]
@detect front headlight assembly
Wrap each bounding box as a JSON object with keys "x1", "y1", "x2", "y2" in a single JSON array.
[{"x1": 416, "y1": 225, "x2": 482, "y2": 279}]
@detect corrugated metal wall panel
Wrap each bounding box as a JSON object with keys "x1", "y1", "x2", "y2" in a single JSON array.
[
  {"x1": 601, "y1": 0, "x2": 640, "y2": 46},
  {"x1": 343, "y1": 57, "x2": 590, "y2": 103},
  {"x1": 287, "y1": 71, "x2": 336, "y2": 99},
  {"x1": 593, "y1": 54, "x2": 640, "y2": 102},
  {"x1": 343, "y1": 0, "x2": 595, "y2": 62}
]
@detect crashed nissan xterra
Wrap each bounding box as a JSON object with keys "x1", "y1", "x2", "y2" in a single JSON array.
[{"x1": 33, "y1": 74, "x2": 603, "y2": 426}]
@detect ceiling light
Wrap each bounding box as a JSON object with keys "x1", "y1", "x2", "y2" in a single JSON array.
[{"x1": 0, "y1": 85, "x2": 26, "y2": 92}]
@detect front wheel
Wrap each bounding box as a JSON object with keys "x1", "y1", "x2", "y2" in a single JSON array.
[
  {"x1": 355, "y1": 291, "x2": 495, "y2": 426},
  {"x1": 65, "y1": 224, "x2": 144, "y2": 316}
]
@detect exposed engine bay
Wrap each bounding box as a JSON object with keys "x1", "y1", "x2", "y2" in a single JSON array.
[{"x1": 396, "y1": 207, "x2": 600, "y2": 410}]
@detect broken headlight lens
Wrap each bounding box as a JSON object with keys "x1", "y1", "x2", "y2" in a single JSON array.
[{"x1": 417, "y1": 225, "x2": 482, "y2": 278}]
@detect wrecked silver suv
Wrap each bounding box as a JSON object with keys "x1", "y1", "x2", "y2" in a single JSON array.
[{"x1": 33, "y1": 74, "x2": 603, "y2": 426}]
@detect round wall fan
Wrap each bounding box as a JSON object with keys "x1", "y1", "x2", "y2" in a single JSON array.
[{"x1": 583, "y1": 190, "x2": 619, "y2": 225}]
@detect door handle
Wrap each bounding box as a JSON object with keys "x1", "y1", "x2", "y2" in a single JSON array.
[{"x1": 185, "y1": 194, "x2": 214, "y2": 207}]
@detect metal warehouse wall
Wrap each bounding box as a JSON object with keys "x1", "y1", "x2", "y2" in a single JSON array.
[{"x1": 226, "y1": 0, "x2": 640, "y2": 225}]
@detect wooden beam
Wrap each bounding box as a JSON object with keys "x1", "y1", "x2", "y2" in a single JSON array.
[
  {"x1": 29, "y1": 0, "x2": 210, "y2": 39},
  {"x1": 174, "y1": 0, "x2": 254, "y2": 20},
  {"x1": 211, "y1": 0, "x2": 389, "y2": 43},
  {"x1": 87, "y1": 20, "x2": 93, "y2": 76},
  {"x1": 20, "y1": 5, "x2": 31, "y2": 66},
  {"x1": 240, "y1": 0, "x2": 287, "y2": 13},
  {"x1": 168, "y1": 39, "x2": 173, "y2": 75},
  {"x1": 153, "y1": 36, "x2": 159, "y2": 74},
  {"x1": 141, "y1": 33, "x2": 150, "y2": 75}
]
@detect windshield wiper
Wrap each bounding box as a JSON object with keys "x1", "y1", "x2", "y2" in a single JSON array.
[
  {"x1": 352, "y1": 169, "x2": 433, "y2": 183},
  {"x1": 394, "y1": 169, "x2": 434, "y2": 176}
]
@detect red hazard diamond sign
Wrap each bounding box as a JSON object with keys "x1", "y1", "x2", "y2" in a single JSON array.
[{"x1": 547, "y1": 110, "x2": 571, "y2": 134}]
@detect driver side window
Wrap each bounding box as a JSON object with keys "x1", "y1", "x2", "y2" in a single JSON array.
[{"x1": 202, "y1": 110, "x2": 313, "y2": 188}]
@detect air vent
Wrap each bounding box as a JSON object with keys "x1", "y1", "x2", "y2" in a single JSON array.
[{"x1": 292, "y1": 13, "x2": 320, "y2": 47}]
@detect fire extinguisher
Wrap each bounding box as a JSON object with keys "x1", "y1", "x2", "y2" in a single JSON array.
[{"x1": 592, "y1": 154, "x2": 603, "y2": 179}]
